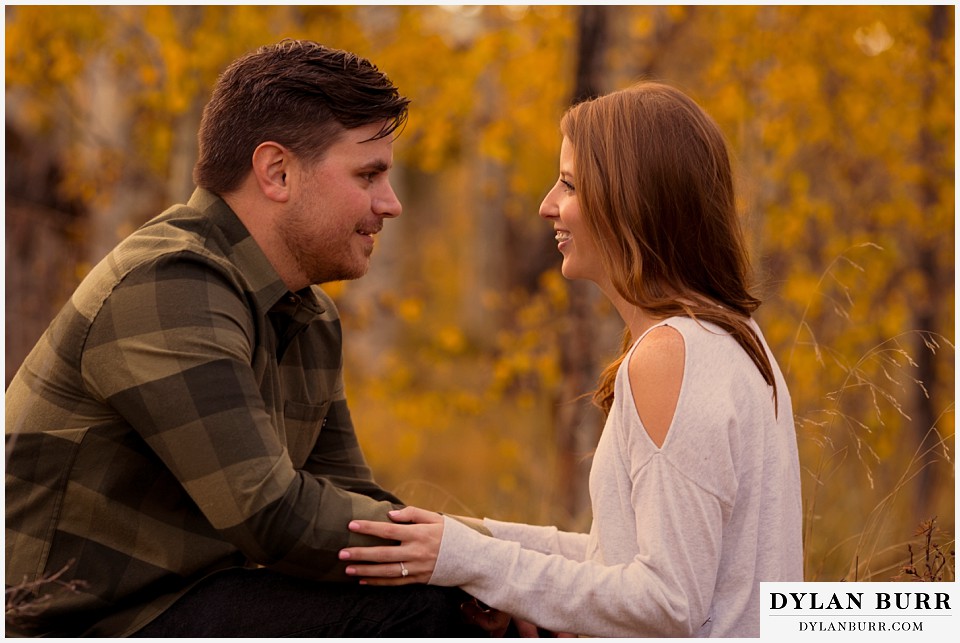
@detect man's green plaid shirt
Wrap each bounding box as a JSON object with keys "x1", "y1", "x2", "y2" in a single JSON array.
[{"x1": 5, "y1": 188, "x2": 403, "y2": 636}]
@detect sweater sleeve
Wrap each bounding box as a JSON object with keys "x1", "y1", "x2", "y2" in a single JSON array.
[
  {"x1": 483, "y1": 518, "x2": 589, "y2": 561},
  {"x1": 430, "y1": 455, "x2": 724, "y2": 638}
]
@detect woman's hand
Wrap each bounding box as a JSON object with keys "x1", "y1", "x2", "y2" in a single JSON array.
[{"x1": 339, "y1": 506, "x2": 443, "y2": 585}]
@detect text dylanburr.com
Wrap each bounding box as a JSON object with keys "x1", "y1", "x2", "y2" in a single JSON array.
[{"x1": 761, "y1": 582, "x2": 955, "y2": 638}]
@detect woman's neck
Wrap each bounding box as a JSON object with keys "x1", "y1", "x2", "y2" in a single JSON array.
[{"x1": 600, "y1": 282, "x2": 658, "y2": 339}]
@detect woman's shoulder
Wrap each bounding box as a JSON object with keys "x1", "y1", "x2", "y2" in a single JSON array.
[
  {"x1": 626, "y1": 324, "x2": 685, "y2": 449},
  {"x1": 656, "y1": 315, "x2": 763, "y2": 366}
]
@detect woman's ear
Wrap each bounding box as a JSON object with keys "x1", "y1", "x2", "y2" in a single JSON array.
[{"x1": 251, "y1": 141, "x2": 290, "y2": 203}]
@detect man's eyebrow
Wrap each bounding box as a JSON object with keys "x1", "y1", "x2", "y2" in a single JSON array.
[{"x1": 359, "y1": 159, "x2": 390, "y2": 172}]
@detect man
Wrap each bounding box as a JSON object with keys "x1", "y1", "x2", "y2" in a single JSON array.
[{"x1": 5, "y1": 40, "x2": 483, "y2": 637}]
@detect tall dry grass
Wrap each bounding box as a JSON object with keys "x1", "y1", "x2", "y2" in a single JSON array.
[{"x1": 775, "y1": 244, "x2": 954, "y2": 582}]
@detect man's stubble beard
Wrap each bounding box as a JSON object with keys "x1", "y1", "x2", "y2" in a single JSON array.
[{"x1": 278, "y1": 205, "x2": 371, "y2": 287}]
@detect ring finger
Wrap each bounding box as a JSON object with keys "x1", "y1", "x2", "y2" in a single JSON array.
[{"x1": 345, "y1": 562, "x2": 410, "y2": 579}]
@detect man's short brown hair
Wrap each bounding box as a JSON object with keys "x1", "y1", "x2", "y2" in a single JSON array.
[{"x1": 193, "y1": 40, "x2": 410, "y2": 195}]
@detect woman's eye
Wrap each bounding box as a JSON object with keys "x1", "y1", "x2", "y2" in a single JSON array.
[{"x1": 560, "y1": 178, "x2": 575, "y2": 191}]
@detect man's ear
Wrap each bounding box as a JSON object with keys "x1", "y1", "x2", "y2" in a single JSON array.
[{"x1": 251, "y1": 141, "x2": 290, "y2": 203}]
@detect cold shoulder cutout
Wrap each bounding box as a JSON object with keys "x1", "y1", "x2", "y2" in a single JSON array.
[{"x1": 627, "y1": 324, "x2": 685, "y2": 448}]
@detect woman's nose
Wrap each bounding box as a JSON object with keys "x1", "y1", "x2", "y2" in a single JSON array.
[{"x1": 539, "y1": 187, "x2": 558, "y2": 220}]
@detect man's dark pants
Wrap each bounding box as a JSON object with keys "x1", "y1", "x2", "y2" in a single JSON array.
[{"x1": 131, "y1": 567, "x2": 486, "y2": 637}]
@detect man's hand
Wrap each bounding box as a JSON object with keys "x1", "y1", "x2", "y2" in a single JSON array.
[{"x1": 460, "y1": 598, "x2": 512, "y2": 636}]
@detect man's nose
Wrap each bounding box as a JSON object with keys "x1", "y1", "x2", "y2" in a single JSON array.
[{"x1": 375, "y1": 183, "x2": 402, "y2": 218}]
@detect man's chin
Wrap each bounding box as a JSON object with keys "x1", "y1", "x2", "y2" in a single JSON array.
[{"x1": 314, "y1": 264, "x2": 370, "y2": 285}]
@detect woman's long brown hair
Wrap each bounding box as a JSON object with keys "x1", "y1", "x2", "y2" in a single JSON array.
[{"x1": 560, "y1": 83, "x2": 777, "y2": 415}]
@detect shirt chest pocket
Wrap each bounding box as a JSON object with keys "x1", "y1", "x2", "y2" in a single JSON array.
[{"x1": 282, "y1": 400, "x2": 332, "y2": 469}]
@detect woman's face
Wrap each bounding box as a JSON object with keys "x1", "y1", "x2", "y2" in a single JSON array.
[{"x1": 539, "y1": 136, "x2": 606, "y2": 285}]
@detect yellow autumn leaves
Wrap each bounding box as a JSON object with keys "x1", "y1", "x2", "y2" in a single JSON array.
[{"x1": 5, "y1": 5, "x2": 954, "y2": 580}]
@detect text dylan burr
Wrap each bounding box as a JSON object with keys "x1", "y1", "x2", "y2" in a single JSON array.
[{"x1": 770, "y1": 592, "x2": 951, "y2": 611}]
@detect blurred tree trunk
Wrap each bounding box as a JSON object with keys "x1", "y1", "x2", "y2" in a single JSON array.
[
  {"x1": 572, "y1": 6, "x2": 608, "y2": 105},
  {"x1": 4, "y1": 122, "x2": 86, "y2": 386},
  {"x1": 910, "y1": 4, "x2": 952, "y2": 515},
  {"x1": 82, "y1": 53, "x2": 137, "y2": 265},
  {"x1": 553, "y1": 5, "x2": 612, "y2": 526},
  {"x1": 166, "y1": 97, "x2": 203, "y2": 205},
  {"x1": 462, "y1": 12, "x2": 508, "y2": 339}
]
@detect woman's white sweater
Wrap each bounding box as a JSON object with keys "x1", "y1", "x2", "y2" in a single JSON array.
[{"x1": 429, "y1": 316, "x2": 803, "y2": 637}]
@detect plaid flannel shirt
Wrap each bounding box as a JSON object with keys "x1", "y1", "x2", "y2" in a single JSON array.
[{"x1": 5, "y1": 188, "x2": 404, "y2": 636}]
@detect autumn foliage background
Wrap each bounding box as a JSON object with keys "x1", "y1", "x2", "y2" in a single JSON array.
[{"x1": 5, "y1": 5, "x2": 955, "y2": 583}]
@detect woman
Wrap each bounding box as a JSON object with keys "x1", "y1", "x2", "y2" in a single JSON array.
[{"x1": 339, "y1": 83, "x2": 803, "y2": 637}]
